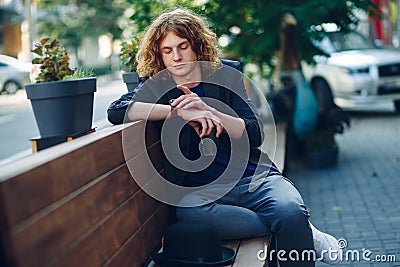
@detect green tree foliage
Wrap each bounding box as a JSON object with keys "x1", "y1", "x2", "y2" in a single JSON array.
[
  {"x1": 36, "y1": 0, "x2": 378, "y2": 76},
  {"x1": 36, "y1": 0, "x2": 128, "y2": 53},
  {"x1": 202, "y1": 0, "x2": 378, "y2": 73},
  {"x1": 125, "y1": 0, "x2": 201, "y2": 33},
  {"x1": 124, "y1": 0, "x2": 378, "y2": 76}
]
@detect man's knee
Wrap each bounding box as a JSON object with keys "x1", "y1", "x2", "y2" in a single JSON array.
[
  {"x1": 176, "y1": 204, "x2": 211, "y2": 222},
  {"x1": 269, "y1": 177, "x2": 308, "y2": 222},
  {"x1": 272, "y1": 198, "x2": 309, "y2": 233}
]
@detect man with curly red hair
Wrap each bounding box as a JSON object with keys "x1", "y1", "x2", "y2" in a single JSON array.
[{"x1": 108, "y1": 7, "x2": 341, "y2": 266}]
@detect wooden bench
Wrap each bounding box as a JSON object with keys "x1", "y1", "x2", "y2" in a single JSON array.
[
  {"x1": 0, "y1": 121, "x2": 172, "y2": 267},
  {"x1": 0, "y1": 120, "x2": 286, "y2": 267}
]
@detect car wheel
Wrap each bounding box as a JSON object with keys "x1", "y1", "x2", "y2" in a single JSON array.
[
  {"x1": 394, "y1": 99, "x2": 400, "y2": 113},
  {"x1": 3, "y1": 80, "x2": 20, "y2": 94},
  {"x1": 311, "y1": 78, "x2": 334, "y2": 116}
]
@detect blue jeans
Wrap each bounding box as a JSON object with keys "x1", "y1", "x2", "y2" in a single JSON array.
[{"x1": 176, "y1": 174, "x2": 315, "y2": 266}]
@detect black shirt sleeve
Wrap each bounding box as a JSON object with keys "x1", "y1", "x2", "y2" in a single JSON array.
[
  {"x1": 208, "y1": 63, "x2": 264, "y2": 148},
  {"x1": 107, "y1": 91, "x2": 134, "y2": 125},
  {"x1": 229, "y1": 75, "x2": 264, "y2": 148}
]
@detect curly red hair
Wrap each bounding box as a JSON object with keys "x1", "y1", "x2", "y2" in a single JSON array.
[{"x1": 136, "y1": 7, "x2": 220, "y2": 77}]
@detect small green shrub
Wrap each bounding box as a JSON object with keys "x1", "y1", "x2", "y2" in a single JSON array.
[
  {"x1": 63, "y1": 66, "x2": 95, "y2": 80},
  {"x1": 32, "y1": 37, "x2": 75, "y2": 83},
  {"x1": 120, "y1": 35, "x2": 141, "y2": 72}
]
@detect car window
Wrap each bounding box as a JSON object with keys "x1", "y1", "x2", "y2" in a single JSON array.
[
  {"x1": 314, "y1": 31, "x2": 377, "y2": 53},
  {"x1": 327, "y1": 31, "x2": 376, "y2": 52}
]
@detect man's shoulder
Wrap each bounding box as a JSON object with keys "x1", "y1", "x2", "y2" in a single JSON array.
[{"x1": 220, "y1": 59, "x2": 243, "y2": 72}]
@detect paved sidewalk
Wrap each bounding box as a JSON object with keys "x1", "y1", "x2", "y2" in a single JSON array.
[{"x1": 287, "y1": 106, "x2": 400, "y2": 267}]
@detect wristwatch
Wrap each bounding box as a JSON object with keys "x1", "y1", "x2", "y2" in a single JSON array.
[
  {"x1": 169, "y1": 99, "x2": 178, "y2": 118},
  {"x1": 170, "y1": 106, "x2": 178, "y2": 118}
]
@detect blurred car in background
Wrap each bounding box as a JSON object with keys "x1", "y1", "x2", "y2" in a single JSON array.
[
  {"x1": 302, "y1": 27, "x2": 400, "y2": 112},
  {"x1": 0, "y1": 55, "x2": 32, "y2": 94}
]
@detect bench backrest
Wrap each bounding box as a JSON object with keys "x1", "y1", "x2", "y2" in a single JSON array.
[{"x1": 0, "y1": 121, "x2": 171, "y2": 267}]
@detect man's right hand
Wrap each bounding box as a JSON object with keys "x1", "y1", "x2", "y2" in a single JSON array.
[
  {"x1": 176, "y1": 108, "x2": 224, "y2": 138},
  {"x1": 172, "y1": 84, "x2": 223, "y2": 138}
]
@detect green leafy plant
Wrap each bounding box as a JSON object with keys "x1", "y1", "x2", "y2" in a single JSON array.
[
  {"x1": 120, "y1": 35, "x2": 141, "y2": 72},
  {"x1": 63, "y1": 66, "x2": 95, "y2": 80},
  {"x1": 305, "y1": 107, "x2": 350, "y2": 152},
  {"x1": 32, "y1": 37, "x2": 75, "y2": 83}
]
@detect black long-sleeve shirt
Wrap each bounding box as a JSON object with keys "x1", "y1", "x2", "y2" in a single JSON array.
[{"x1": 107, "y1": 60, "x2": 280, "y2": 186}]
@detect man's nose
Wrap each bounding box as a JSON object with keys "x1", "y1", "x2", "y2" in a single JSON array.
[{"x1": 173, "y1": 49, "x2": 182, "y2": 61}]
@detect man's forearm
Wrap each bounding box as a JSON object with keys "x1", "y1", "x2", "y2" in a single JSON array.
[
  {"x1": 127, "y1": 102, "x2": 172, "y2": 121},
  {"x1": 128, "y1": 102, "x2": 245, "y2": 140},
  {"x1": 211, "y1": 108, "x2": 245, "y2": 139}
]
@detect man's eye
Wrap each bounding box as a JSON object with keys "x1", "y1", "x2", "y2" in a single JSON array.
[
  {"x1": 163, "y1": 49, "x2": 172, "y2": 54},
  {"x1": 180, "y1": 44, "x2": 188, "y2": 49}
]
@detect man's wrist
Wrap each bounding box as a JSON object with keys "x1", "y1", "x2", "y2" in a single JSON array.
[
  {"x1": 170, "y1": 105, "x2": 178, "y2": 118},
  {"x1": 209, "y1": 107, "x2": 219, "y2": 117}
]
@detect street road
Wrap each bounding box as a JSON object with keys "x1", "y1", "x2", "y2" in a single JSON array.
[{"x1": 0, "y1": 75, "x2": 127, "y2": 163}]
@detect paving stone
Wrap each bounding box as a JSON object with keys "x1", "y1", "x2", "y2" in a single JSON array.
[{"x1": 287, "y1": 107, "x2": 400, "y2": 267}]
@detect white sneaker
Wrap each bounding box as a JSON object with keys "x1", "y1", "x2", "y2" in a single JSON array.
[{"x1": 310, "y1": 222, "x2": 342, "y2": 264}]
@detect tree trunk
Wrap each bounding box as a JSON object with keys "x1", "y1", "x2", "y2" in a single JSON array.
[{"x1": 280, "y1": 13, "x2": 300, "y2": 71}]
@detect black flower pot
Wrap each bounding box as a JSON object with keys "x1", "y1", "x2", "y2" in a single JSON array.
[
  {"x1": 26, "y1": 77, "x2": 96, "y2": 138},
  {"x1": 307, "y1": 145, "x2": 339, "y2": 168},
  {"x1": 122, "y1": 72, "x2": 139, "y2": 92}
]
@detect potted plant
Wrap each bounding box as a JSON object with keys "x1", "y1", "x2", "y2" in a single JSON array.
[
  {"x1": 120, "y1": 34, "x2": 141, "y2": 92},
  {"x1": 305, "y1": 106, "x2": 350, "y2": 168},
  {"x1": 25, "y1": 37, "x2": 96, "y2": 138}
]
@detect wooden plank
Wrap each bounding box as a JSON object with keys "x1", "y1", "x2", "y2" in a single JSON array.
[
  {"x1": 274, "y1": 123, "x2": 287, "y2": 172},
  {"x1": 231, "y1": 237, "x2": 270, "y2": 267},
  {"x1": 6, "y1": 144, "x2": 164, "y2": 267},
  {"x1": 123, "y1": 121, "x2": 160, "y2": 160},
  {"x1": 0, "y1": 121, "x2": 160, "y2": 228},
  {"x1": 261, "y1": 123, "x2": 286, "y2": 173},
  {"x1": 0, "y1": 191, "x2": 15, "y2": 267},
  {"x1": 6, "y1": 163, "x2": 138, "y2": 267},
  {"x1": 0, "y1": 121, "x2": 164, "y2": 267},
  {"x1": 31, "y1": 140, "x2": 38, "y2": 153},
  {"x1": 0, "y1": 132, "x2": 124, "y2": 228},
  {"x1": 126, "y1": 142, "x2": 164, "y2": 191},
  {"x1": 104, "y1": 205, "x2": 171, "y2": 267},
  {"x1": 46, "y1": 187, "x2": 162, "y2": 267},
  {"x1": 0, "y1": 124, "x2": 124, "y2": 182}
]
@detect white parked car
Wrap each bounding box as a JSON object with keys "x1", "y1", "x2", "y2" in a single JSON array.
[
  {"x1": 302, "y1": 30, "x2": 400, "y2": 112},
  {"x1": 0, "y1": 55, "x2": 32, "y2": 94}
]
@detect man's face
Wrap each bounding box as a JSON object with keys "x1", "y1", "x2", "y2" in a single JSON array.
[{"x1": 159, "y1": 31, "x2": 198, "y2": 79}]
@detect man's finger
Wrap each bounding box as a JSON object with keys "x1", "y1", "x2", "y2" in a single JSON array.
[
  {"x1": 215, "y1": 122, "x2": 223, "y2": 138},
  {"x1": 206, "y1": 118, "x2": 214, "y2": 136},
  {"x1": 178, "y1": 99, "x2": 202, "y2": 109},
  {"x1": 175, "y1": 98, "x2": 192, "y2": 109},
  {"x1": 199, "y1": 119, "x2": 208, "y2": 137},
  {"x1": 171, "y1": 93, "x2": 198, "y2": 107},
  {"x1": 177, "y1": 84, "x2": 192, "y2": 95}
]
